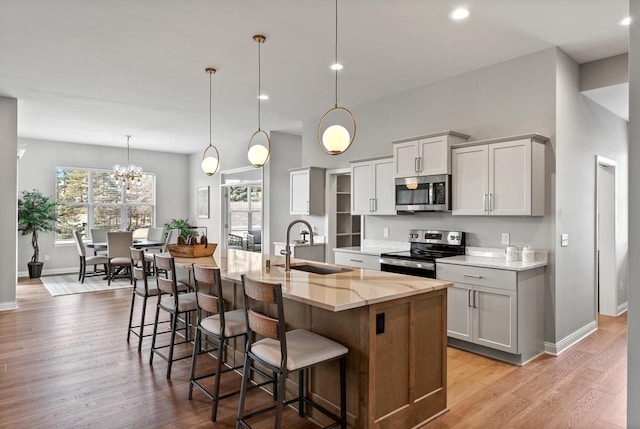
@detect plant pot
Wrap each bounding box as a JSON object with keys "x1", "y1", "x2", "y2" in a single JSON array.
[{"x1": 28, "y1": 261, "x2": 44, "y2": 279}]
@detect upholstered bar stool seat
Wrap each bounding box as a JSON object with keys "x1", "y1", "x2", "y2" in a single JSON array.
[
  {"x1": 200, "y1": 309, "x2": 246, "y2": 338},
  {"x1": 251, "y1": 329, "x2": 348, "y2": 371},
  {"x1": 159, "y1": 292, "x2": 197, "y2": 312}
]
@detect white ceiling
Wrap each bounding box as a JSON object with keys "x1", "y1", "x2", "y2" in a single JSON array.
[{"x1": 0, "y1": 0, "x2": 629, "y2": 155}]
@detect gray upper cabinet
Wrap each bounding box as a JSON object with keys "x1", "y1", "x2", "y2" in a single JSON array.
[
  {"x1": 290, "y1": 167, "x2": 325, "y2": 215},
  {"x1": 451, "y1": 134, "x2": 547, "y2": 216},
  {"x1": 391, "y1": 130, "x2": 469, "y2": 178},
  {"x1": 350, "y1": 156, "x2": 395, "y2": 215}
]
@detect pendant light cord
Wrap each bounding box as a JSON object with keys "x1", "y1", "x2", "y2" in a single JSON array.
[
  {"x1": 258, "y1": 40, "x2": 262, "y2": 131},
  {"x1": 209, "y1": 70, "x2": 213, "y2": 147},
  {"x1": 334, "y1": 0, "x2": 339, "y2": 108},
  {"x1": 126, "y1": 135, "x2": 131, "y2": 165}
]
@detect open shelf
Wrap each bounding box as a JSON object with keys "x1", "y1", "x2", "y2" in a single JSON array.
[{"x1": 334, "y1": 173, "x2": 361, "y2": 248}]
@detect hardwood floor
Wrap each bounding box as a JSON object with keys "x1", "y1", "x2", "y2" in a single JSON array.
[{"x1": 0, "y1": 279, "x2": 627, "y2": 428}]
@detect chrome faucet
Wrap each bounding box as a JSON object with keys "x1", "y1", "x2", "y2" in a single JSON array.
[{"x1": 282, "y1": 219, "x2": 314, "y2": 272}]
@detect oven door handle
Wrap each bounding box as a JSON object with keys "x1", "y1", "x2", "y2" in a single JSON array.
[{"x1": 379, "y1": 257, "x2": 435, "y2": 270}]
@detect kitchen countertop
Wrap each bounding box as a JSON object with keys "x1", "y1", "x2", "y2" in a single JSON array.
[
  {"x1": 273, "y1": 241, "x2": 325, "y2": 247},
  {"x1": 173, "y1": 249, "x2": 452, "y2": 312},
  {"x1": 437, "y1": 255, "x2": 548, "y2": 271}
]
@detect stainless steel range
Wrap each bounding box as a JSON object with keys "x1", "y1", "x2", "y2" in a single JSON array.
[{"x1": 379, "y1": 229, "x2": 465, "y2": 278}]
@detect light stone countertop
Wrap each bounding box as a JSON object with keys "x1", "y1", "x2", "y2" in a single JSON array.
[
  {"x1": 436, "y1": 255, "x2": 548, "y2": 271},
  {"x1": 174, "y1": 249, "x2": 452, "y2": 312}
]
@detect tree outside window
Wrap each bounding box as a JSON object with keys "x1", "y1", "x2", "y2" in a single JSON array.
[{"x1": 55, "y1": 167, "x2": 155, "y2": 241}]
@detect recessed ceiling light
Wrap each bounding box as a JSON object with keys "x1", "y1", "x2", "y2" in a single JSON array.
[
  {"x1": 620, "y1": 16, "x2": 631, "y2": 26},
  {"x1": 330, "y1": 63, "x2": 343, "y2": 71},
  {"x1": 257, "y1": 94, "x2": 269, "y2": 100},
  {"x1": 450, "y1": 7, "x2": 470, "y2": 21}
]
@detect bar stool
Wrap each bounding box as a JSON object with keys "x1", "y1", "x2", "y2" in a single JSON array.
[
  {"x1": 149, "y1": 253, "x2": 197, "y2": 379},
  {"x1": 128, "y1": 249, "x2": 191, "y2": 352},
  {"x1": 188, "y1": 264, "x2": 247, "y2": 421},
  {"x1": 237, "y1": 275, "x2": 348, "y2": 429}
]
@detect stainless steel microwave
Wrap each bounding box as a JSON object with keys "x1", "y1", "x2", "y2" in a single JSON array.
[{"x1": 395, "y1": 174, "x2": 451, "y2": 212}]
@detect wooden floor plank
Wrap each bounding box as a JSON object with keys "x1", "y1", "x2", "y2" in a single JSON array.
[{"x1": 0, "y1": 279, "x2": 629, "y2": 428}]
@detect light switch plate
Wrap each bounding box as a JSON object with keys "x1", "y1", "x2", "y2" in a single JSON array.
[
  {"x1": 383, "y1": 228, "x2": 389, "y2": 238},
  {"x1": 561, "y1": 234, "x2": 569, "y2": 247}
]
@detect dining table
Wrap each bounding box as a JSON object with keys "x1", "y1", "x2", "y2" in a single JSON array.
[{"x1": 86, "y1": 238, "x2": 165, "y2": 250}]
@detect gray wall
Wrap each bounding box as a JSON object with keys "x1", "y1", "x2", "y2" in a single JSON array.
[
  {"x1": 188, "y1": 150, "x2": 223, "y2": 251},
  {"x1": 0, "y1": 97, "x2": 17, "y2": 309},
  {"x1": 17, "y1": 138, "x2": 190, "y2": 275},
  {"x1": 628, "y1": 0, "x2": 639, "y2": 424},
  {"x1": 554, "y1": 49, "x2": 629, "y2": 342},
  {"x1": 265, "y1": 131, "x2": 302, "y2": 252}
]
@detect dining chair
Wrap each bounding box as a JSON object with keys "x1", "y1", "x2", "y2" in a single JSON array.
[
  {"x1": 72, "y1": 229, "x2": 109, "y2": 283},
  {"x1": 188, "y1": 264, "x2": 247, "y2": 421},
  {"x1": 128, "y1": 248, "x2": 159, "y2": 352},
  {"x1": 146, "y1": 227, "x2": 165, "y2": 242},
  {"x1": 90, "y1": 227, "x2": 109, "y2": 271},
  {"x1": 150, "y1": 253, "x2": 197, "y2": 379},
  {"x1": 106, "y1": 231, "x2": 133, "y2": 285},
  {"x1": 237, "y1": 275, "x2": 348, "y2": 429}
]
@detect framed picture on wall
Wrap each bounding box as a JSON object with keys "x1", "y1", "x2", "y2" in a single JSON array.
[{"x1": 197, "y1": 186, "x2": 210, "y2": 219}]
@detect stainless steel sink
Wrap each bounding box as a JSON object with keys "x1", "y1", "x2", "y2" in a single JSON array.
[{"x1": 277, "y1": 263, "x2": 352, "y2": 275}]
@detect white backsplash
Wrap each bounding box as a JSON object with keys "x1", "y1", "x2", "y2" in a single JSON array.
[
  {"x1": 466, "y1": 246, "x2": 548, "y2": 262},
  {"x1": 362, "y1": 238, "x2": 410, "y2": 253}
]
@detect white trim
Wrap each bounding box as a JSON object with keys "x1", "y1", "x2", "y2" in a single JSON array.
[
  {"x1": 0, "y1": 301, "x2": 18, "y2": 311},
  {"x1": 19, "y1": 267, "x2": 77, "y2": 278},
  {"x1": 594, "y1": 155, "x2": 618, "y2": 318},
  {"x1": 617, "y1": 301, "x2": 628, "y2": 315},
  {"x1": 544, "y1": 320, "x2": 597, "y2": 356}
]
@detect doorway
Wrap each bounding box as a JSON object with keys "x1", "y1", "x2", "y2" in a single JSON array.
[
  {"x1": 595, "y1": 156, "x2": 617, "y2": 317},
  {"x1": 220, "y1": 167, "x2": 263, "y2": 252}
]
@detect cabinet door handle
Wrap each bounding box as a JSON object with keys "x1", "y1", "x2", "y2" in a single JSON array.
[
  {"x1": 488, "y1": 193, "x2": 493, "y2": 212},
  {"x1": 418, "y1": 157, "x2": 422, "y2": 172},
  {"x1": 415, "y1": 157, "x2": 419, "y2": 173},
  {"x1": 372, "y1": 198, "x2": 377, "y2": 212},
  {"x1": 483, "y1": 193, "x2": 488, "y2": 212},
  {"x1": 474, "y1": 290, "x2": 478, "y2": 308},
  {"x1": 468, "y1": 289, "x2": 472, "y2": 307},
  {"x1": 350, "y1": 259, "x2": 363, "y2": 263}
]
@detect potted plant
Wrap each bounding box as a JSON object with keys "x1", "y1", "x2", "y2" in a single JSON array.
[
  {"x1": 18, "y1": 189, "x2": 57, "y2": 278},
  {"x1": 164, "y1": 218, "x2": 198, "y2": 241}
]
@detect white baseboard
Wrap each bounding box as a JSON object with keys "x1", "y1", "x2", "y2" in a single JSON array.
[
  {"x1": 18, "y1": 267, "x2": 77, "y2": 278},
  {"x1": 544, "y1": 320, "x2": 597, "y2": 356},
  {"x1": 0, "y1": 301, "x2": 18, "y2": 311},
  {"x1": 617, "y1": 302, "x2": 628, "y2": 316}
]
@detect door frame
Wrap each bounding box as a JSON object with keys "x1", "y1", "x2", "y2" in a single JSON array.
[{"x1": 594, "y1": 155, "x2": 618, "y2": 319}]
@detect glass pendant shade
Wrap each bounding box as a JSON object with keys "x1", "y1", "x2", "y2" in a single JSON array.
[
  {"x1": 322, "y1": 124, "x2": 350, "y2": 154},
  {"x1": 201, "y1": 67, "x2": 221, "y2": 176},
  {"x1": 247, "y1": 142, "x2": 269, "y2": 166},
  {"x1": 202, "y1": 144, "x2": 220, "y2": 176}
]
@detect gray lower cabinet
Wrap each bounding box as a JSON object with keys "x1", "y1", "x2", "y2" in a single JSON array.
[
  {"x1": 334, "y1": 250, "x2": 380, "y2": 270},
  {"x1": 437, "y1": 262, "x2": 544, "y2": 365}
]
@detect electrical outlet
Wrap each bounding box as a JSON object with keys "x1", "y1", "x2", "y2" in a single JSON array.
[
  {"x1": 561, "y1": 234, "x2": 569, "y2": 247},
  {"x1": 44, "y1": 255, "x2": 49, "y2": 261},
  {"x1": 383, "y1": 228, "x2": 389, "y2": 238},
  {"x1": 501, "y1": 233, "x2": 510, "y2": 245}
]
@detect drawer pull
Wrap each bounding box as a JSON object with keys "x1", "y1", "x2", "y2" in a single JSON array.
[
  {"x1": 463, "y1": 274, "x2": 482, "y2": 279},
  {"x1": 350, "y1": 259, "x2": 363, "y2": 263}
]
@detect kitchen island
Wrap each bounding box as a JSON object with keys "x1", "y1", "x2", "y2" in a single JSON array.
[{"x1": 174, "y1": 249, "x2": 453, "y2": 429}]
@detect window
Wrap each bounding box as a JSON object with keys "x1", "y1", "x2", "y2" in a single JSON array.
[
  {"x1": 55, "y1": 167, "x2": 155, "y2": 241},
  {"x1": 227, "y1": 185, "x2": 262, "y2": 236}
]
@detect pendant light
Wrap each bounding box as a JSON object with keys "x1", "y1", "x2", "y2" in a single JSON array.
[
  {"x1": 317, "y1": 0, "x2": 356, "y2": 155},
  {"x1": 247, "y1": 34, "x2": 271, "y2": 168},
  {"x1": 112, "y1": 135, "x2": 143, "y2": 190},
  {"x1": 201, "y1": 67, "x2": 221, "y2": 176}
]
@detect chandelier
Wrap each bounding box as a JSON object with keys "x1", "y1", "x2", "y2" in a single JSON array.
[{"x1": 112, "y1": 135, "x2": 143, "y2": 189}]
